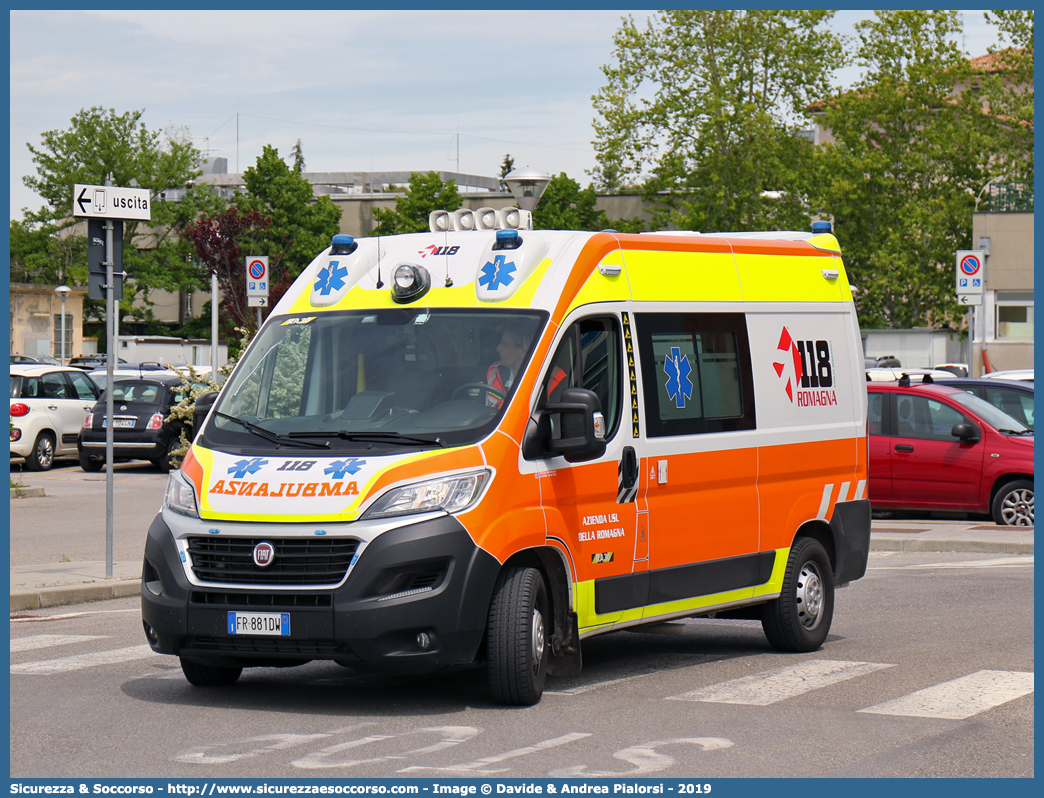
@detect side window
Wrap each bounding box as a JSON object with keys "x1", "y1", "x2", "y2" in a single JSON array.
[
  {"x1": 65, "y1": 371, "x2": 99, "y2": 401},
  {"x1": 20, "y1": 377, "x2": 41, "y2": 399},
  {"x1": 896, "y1": 395, "x2": 967, "y2": 442},
  {"x1": 635, "y1": 312, "x2": 755, "y2": 437},
  {"x1": 543, "y1": 317, "x2": 622, "y2": 440},
  {"x1": 986, "y1": 387, "x2": 1033, "y2": 429},
  {"x1": 868, "y1": 393, "x2": 884, "y2": 436},
  {"x1": 41, "y1": 372, "x2": 69, "y2": 400}
]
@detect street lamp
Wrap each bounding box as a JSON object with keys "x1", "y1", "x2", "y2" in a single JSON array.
[
  {"x1": 54, "y1": 285, "x2": 72, "y2": 366},
  {"x1": 503, "y1": 167, "x2": 552, "y2": 213}
]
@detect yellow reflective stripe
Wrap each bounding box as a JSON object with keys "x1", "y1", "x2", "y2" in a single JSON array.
[
  {"x1": 751, "y1": 547, "x2": 789, "y2": 598},
  {"x1": 625, "y1": 249, "x2": 743, "y2": 303},
  {"x1": 734, "y1": 252, "x2": 846, "y2": 302}
]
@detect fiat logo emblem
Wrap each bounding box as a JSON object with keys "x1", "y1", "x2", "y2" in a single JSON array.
[{"x1": 252, "y1": 542, "x2": 276, "y2": 567}]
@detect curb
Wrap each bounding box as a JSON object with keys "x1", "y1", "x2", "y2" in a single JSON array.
[
  {"x1": 10, "y1": 486, "x2": 45, "y2": 499},
  {"x1": 869, "y1": 539, "x2": 1033, "y2": 555},
  {"x1": 10, "y1": 580, "x2": 140, "y2": 612}
]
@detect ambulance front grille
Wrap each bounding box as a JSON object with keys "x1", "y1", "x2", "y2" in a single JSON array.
[{"x1": 186, "y1": 537, "x2": 359, "y2": 586}]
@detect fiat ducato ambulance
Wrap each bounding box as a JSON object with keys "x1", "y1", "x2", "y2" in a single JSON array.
[{"x1": 141, "y1": 208, "x2": 871, "y2": 705}]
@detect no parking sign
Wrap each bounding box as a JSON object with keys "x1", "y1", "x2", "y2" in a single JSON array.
[
  {"x1": 955, "y1": 250, "x2": 984, "y2": 304},
  {"x1": 246, "y1": 256, "x2": 269, "y2": 305}
]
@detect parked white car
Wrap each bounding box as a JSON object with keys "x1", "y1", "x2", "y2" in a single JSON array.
[
  {"x1": 865, "y1": 367, "x2": 956, "y2": 382},
  {"x1": 10, "y1": 364, "x2": 101, "y2": 470},
  {"x1": 982, "y1": 369, "x2": 1033, "y2": 383}
]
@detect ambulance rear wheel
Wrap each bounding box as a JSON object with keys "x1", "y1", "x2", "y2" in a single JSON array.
[
  {"x1": 180, "y1": 657, "x2": 243, "y2": 687},
  {"x1": 762, "y1": 537, "x2": 834, "y2": 652},
  {"x1": 487, "y1": 566, "x2": 549, "y2": 706}
]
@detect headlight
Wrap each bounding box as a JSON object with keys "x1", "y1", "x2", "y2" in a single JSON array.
[
  {"x1": 165, "y1": 470, "x2": 199, "y2": 518},
  {"x1": 362, "y1": 470, "x2": 491, "y2": 520}
]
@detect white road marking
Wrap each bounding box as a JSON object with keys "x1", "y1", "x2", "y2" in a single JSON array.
[
  {"x1": 666, "y1": 659, "x2": 895, "y2": 706},
  {"x1": 398, "y1": 732, "x2": 591, "y2": 775},
  {"x1": 859, "y1": 670, "x2": 1034, "y2": 719},
  {"x1": 867, "y1": 556, "x2": 1033, "y2": 570},
  {"x1": 9, "y1": 634, "x2": 107, "y2": 652},
  {"x1": 10, "y1": 644, "x2": 159, "y2": 675}
]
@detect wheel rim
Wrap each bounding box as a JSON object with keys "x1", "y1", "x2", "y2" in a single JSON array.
[
  {"x1": 36, "y1": 436, "x2": 54, "y2": 468},
  {"x1": 531, "y1": 607, "x2": 545, "y2": 668},
  {"x1": 795, "y1": 560, "x2": 824, "y2": 630},
  {"x1": 1000, "y1": 488, "x2": 1034, "y2": 526}
]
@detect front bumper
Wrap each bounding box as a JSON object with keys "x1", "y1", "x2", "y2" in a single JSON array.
[{"x1": 141, "y1": 510, "x2": 501, "y2": 671}]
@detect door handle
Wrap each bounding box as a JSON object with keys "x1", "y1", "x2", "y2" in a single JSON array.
[
  {"x1": 621, "y1": 446, "x2": 639, "y2": 489},
  {"x1": 894, "y1": 444, "x2": 914, "y2": 453},
  {"x1": 47, "y1": 404, "x2": 58, "y2": 411}
]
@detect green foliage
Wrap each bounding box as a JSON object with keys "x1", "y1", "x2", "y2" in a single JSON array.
[
  {"x1": 593, "y1": 10, "x2": 844, "y2": 232},
  {"x1": 979, "y1": 10, "x2": 1034, "y2": 181},
  {"x1": 532, "y1": 173, "x2": 610, "y2": 231},
  {"x1": 812, "y1": 10, "x2": 998, "y2": 329},
  {"x1": 17, "y1": 107, "x2": 212, "y2": 324},
  {"x1": 372, "y1": 172, "x2": 462, "y2": 235},
  {"x1": 239, "y1": 145, "x2": 342, "y2": 282},
  {"x1": 498, "y1": 154, "x2": 515, "y2": 190}
]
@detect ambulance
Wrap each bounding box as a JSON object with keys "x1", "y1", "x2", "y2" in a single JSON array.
[{"x1": 141, "y1": 205, "x2": 871, "y2": 705}]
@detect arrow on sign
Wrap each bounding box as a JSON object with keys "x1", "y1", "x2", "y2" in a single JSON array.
[{"x1": 76, "y1": 188, "x2": 91, "y2": 215}]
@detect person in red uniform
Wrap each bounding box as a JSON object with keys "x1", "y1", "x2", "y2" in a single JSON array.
[{"x1": 486, "y1": 326, "x2": 567, "y2": 409}]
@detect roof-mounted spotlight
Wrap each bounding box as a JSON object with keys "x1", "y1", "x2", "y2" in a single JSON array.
[
  {"x1": 503, "y1": 167, "x2": 552, "y2": 213},
  {"x1": 391, "y1": 263, "x2": 431, "y2": 304}
]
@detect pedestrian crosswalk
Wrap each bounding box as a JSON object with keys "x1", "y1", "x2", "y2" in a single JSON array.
[{"x1": 9, "y1": 634, "x2": 1035, "y2": 721}]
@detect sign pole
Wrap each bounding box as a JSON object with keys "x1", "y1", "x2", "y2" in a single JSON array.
[
  {"x1": 211, "y1": 272, "x2": 219, "y2": 373},
  {"x1": 104, "y1": 189, "x2": 115, "y2": 579}
]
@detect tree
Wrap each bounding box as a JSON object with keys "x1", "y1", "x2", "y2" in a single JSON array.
[
  {"x1": 239, "y1": 145, "x2": 342, "y2": 282},
  {"x1": 17, "y1": 107, "x2": 210, "y2": 324},
  {"x1": 498, "y1": 154, "x2": 515, "y2": 191},
  {"x1": 532, "y1": 173, "x2": 610, "y2": 231},
  {"x1": 979, "y1": 10, "x2": 1034, "y2": 182},
  {"x1": 372, "y1": 172, "x2": 462, "y2": 235},
  {"x1": 592, "y1": 10, "x2": 844, "y2": 232},
  {"x1": 182, "y1": 205, "x2": 277, "y2": 336},
  {"x1": 812, "y1": 10, "x2": 997, "y2": 329}
]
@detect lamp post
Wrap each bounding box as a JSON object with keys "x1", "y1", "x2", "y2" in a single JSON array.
[
  {"x1": 54, "y1": 285, "x2": 72, "y2": 366},
  {"x1": 503, "y1": 167, "x2": 552, "y2": 213}
]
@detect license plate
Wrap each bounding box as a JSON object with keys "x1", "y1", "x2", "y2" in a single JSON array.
[
  {"x1": 102, "y1": 418, "x2": 135, "y2": 428},
  {"x1": 227, "y1": 612, "x2": 290, "y2": 636}
]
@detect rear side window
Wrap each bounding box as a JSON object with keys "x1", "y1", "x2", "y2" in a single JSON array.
[
  {"x1": 40, "y1": 372, "x2": 69, "y2": 399},
  {"x1": 868, "y1": 392, "x2": 884, "y2": 436},
  {"x1": 65, "y1": 370, "x2": 99, "y2": 401},
  {"x1": 635, "y1": 312, "x2": 755, "y2": 437}
]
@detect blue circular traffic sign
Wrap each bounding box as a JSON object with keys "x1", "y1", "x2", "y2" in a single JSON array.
[{"x1": 960, "y1": 254, "x2": 981, "y2": 276}]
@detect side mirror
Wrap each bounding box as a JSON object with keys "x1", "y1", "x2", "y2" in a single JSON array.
[
  {"x1": 952, "y1": 422, "x2": 980, "y2": 443},
  {"x1": 522, "y1": 387, "x2": 607, "y2": 463},
  {"x1": 193, "y1": 391, "x2": 219, "y2": 441}
]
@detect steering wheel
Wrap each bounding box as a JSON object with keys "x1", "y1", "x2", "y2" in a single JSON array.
[{"x1": 452, "y1": 382, "x2": 507, "y2": 402}]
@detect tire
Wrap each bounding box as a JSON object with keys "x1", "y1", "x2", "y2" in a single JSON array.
[
  {"x1": 180, "y1": 657, "x2": 243, "y2": 687},
  {"x1": 25, "y1": 431, "x2": 56, "y2": 472},
  {"x1": 78, "y1": 449, "x2": 104, "y2": 472},
  {"x1": 992, "y1": 480, "x2": 1033, "y2": 527},
  {"x1": 153, "y1": 436, "x2": 180, "y2": 473},
  {"x1": 762, "y1": 537, "x2": 834, "y2": 652},
  {"x1": 486, "y1": 566, "x2": 550, "y2": 706}
]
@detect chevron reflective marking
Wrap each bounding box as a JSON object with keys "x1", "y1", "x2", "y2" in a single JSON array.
[
  {"x1": 9, "y1": 634, "x2": 107, "y2": 653},
  {"x1": 858, "y1": 670, "x2": 1034, "y2": 719},
  {"x1": 666, "y1": 659, "x2": 895, "y2": 706},
  {"x1": 10, "y1": 645, "x2": 159, "y2": 675},
  {"x1": 854, "y1": 479, "x2": 867, "y2": 499},
  {"x1": 817, "y1": 483, "x2": 833, "y2": 519}
]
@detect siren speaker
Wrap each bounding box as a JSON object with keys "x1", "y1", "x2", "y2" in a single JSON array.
[
  {"x1": 429, "y1": 210, "x2": 451, "y2": 233},
  {"x1": 451, "y1": 209, "x2": 476, "y2": 231}
]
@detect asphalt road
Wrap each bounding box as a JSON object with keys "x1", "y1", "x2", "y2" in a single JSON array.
[{"x1": 9, "y1": 550, "x2": 1034, "y2": 779}]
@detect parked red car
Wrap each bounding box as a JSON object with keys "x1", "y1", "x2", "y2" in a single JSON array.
[{"x1": 867, "y1": 378, "x2": 1033, "y2": 526}]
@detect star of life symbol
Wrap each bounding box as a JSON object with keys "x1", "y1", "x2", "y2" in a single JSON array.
[
  {"x1": 228, "y1": 457, "x2": 268, "y2": 478},
  {"x1": 314, "y1": 260, "x2": 349, "y2": 295},
  {"x1": 663, "y1": 346, "x2": 693, "y2": 408},
  {"x1": 479, "y1": 255, "x2": 517, "y2": 290},
  {"x1": 772, "y1": 326, "x2": 803, "y2": 403},
  {"x1": 324, "y1": 459, "x2": 366, "y2": 479}
]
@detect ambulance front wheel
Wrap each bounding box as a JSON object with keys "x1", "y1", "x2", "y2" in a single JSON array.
[
  {"x1": 486, "y1": 566, "x2": 549, "y2": 706},
  {"x1": 761, "y1": 537, "x2": 834, "y2": 652}
]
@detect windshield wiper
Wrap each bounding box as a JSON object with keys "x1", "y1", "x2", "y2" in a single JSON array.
[
  {"x1": 998, "y1": 428, "x2": 1034, "y2": 436},
  {"x1": 289, "y1": 430, "x2": 444, "y2": 448},
  {"x1": 215, "y1": 411, "x2": 330, "y2": 449}
]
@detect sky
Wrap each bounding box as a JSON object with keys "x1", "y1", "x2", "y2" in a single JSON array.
[{"x1": 8, "y1": 9, "x2": 1003, "y2": 221}]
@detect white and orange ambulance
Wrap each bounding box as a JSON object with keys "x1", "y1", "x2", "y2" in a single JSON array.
[{"x1": 141, "y1": 207, "x2": 871, "y2": 705}]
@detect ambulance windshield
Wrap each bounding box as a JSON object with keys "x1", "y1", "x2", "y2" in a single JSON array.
[{"x1": 204, "y1": 308, "x2": 547, "y2": 452}]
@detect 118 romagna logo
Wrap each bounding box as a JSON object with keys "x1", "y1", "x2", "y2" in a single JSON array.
[{"x1": 774, "y1": 326, "x2": 837, "y2": 406}]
